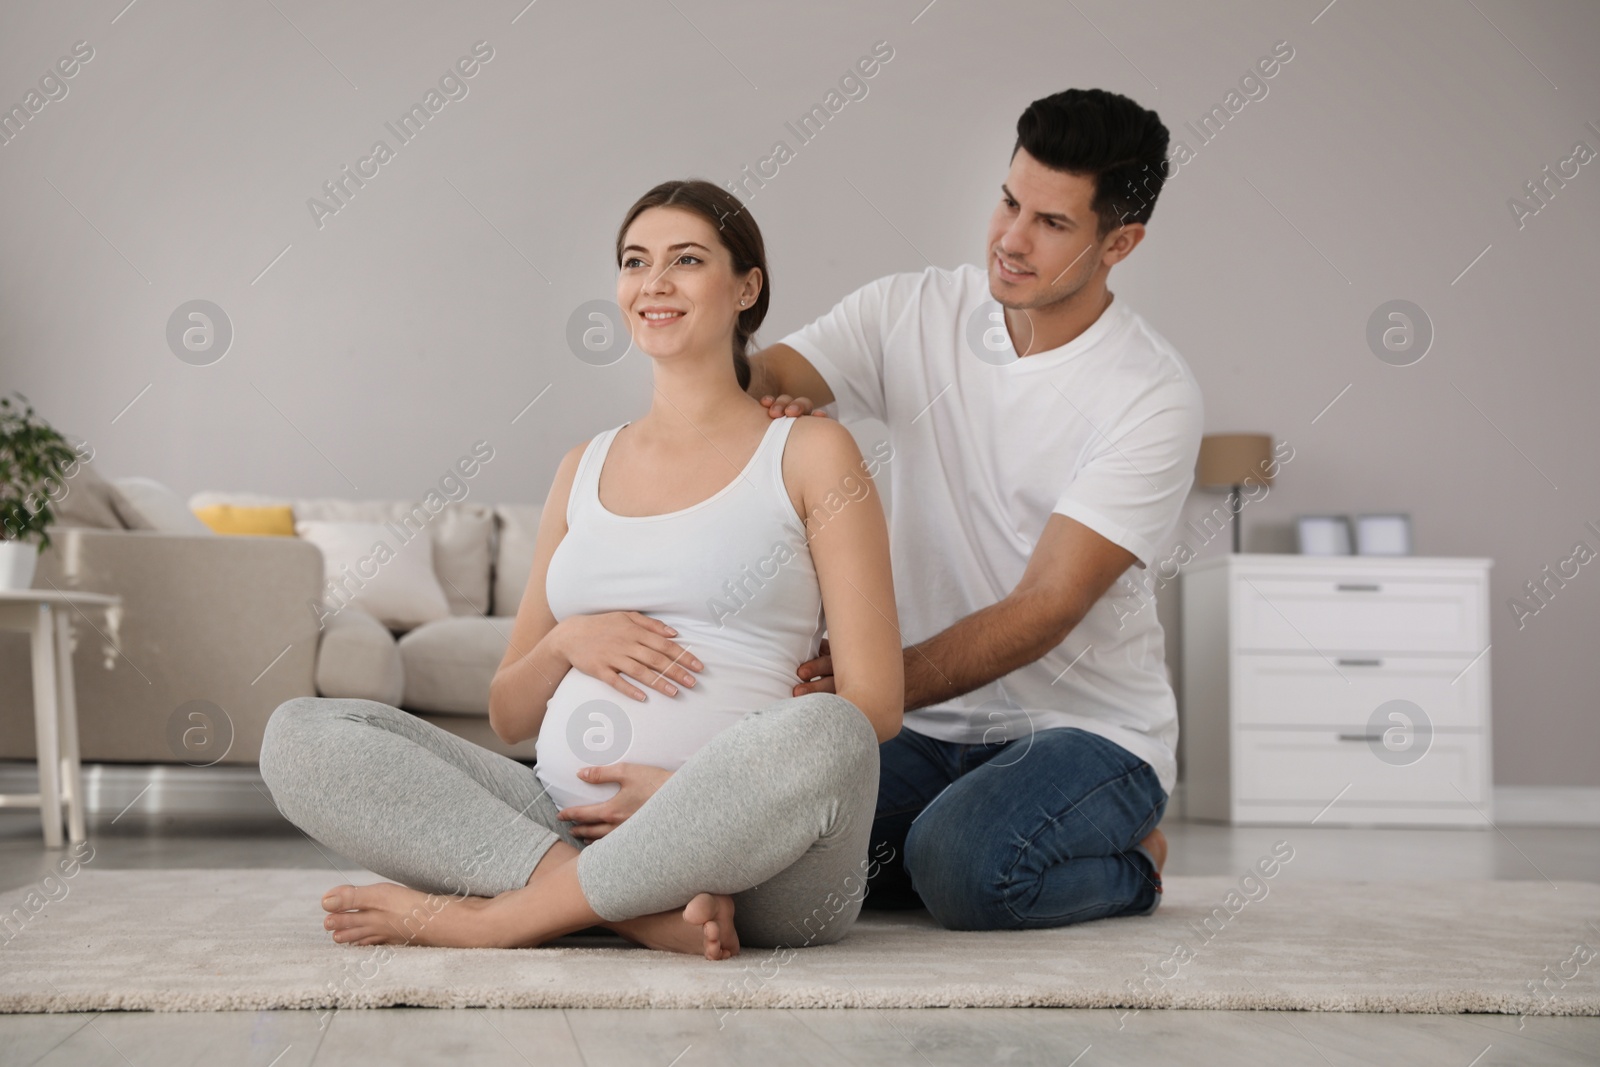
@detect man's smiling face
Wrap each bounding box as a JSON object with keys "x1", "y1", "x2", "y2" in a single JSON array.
[{"x1": 985, "y1": 145, "x2": 1117, "y2": 311}]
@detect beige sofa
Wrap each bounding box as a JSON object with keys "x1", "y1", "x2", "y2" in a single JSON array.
[{"x1": 0, "y1": 473, "x2": 544, "y2": 767}]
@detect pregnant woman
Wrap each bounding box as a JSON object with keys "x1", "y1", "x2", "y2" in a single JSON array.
[{"x1": 259, "y1": 178, "x2": 903, "y2": 960}]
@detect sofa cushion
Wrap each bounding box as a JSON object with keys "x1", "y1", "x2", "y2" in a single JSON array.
[
  {"x1": 50, "y1": 452, "x2": 150, "y2": 531},
  {"x1": 398, "y1": 615, "x2": 515, "y2": 716},
  {"x1": 193, "y1": 503, "x2": 294, "y2": 536},
  {"x1": 296, "y1": 519, "x2": 451, "y2": 632},
  {"x1": 315, "y1": 606, "x2": 404, "y2": 706},
  {"x1": 115, "y1": 477, "x2": 215, "y2": 534},
  {"x1": 186, "y1": 492, "x2": 496, "y2": 616},
  {"x1": 294, "y1": 498, "x2": 494, "y2": 617},
  {"x1": 492, "y1": 504, "x2": 542, "y2": 617}
]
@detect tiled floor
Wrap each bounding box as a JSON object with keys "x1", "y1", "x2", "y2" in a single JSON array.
[{"x1": 2, "y1": 806, "x2": 1597, "y2": 1066}]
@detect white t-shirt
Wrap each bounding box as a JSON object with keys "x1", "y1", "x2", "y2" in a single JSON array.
[{"x1": 778, "y1": 263, "x2": 1204, "y2": 793}]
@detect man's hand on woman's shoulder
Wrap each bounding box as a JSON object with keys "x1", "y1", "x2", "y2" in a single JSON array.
[
  {"x1": 747, "y1": 342, "x2": 836, "y2": 415},
  {"x1": 760, "y1": 393, "x2": 828, "y2": 419}
]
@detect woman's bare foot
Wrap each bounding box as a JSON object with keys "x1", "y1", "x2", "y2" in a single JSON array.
[
  {"x1": 609, "y1": 892, "x2": 740, "y2": 960},
  {"x1": 684, "y1": 892, "x2": 739, "y2": 960},
  {"x1": 323, "y1": 880, "x2": 739, "y2": 959},
  {"x1": 321, "y1": 883, "x2": 498, "y2": 948},
  {"x1": 1138, "y1": 827, "x2": 1168, "y2": 875}
]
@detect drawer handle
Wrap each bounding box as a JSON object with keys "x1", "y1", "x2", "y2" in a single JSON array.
[
  {"x1": 1336, "y1": 658, "x2": 1383, "y2": 667},
  {"x1": 1336, "y1": 583, "x2": 1382, "y2": 592},
  {"x1": 1338, "y1": 733, "x2": 1384, "y2": 743}
]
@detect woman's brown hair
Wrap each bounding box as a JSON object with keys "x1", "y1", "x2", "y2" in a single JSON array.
[{"x1": 614, "y1": 180, "x2": 768, "y2": 391}]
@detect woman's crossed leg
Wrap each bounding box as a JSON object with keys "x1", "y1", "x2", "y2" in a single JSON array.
[{"x1": 259, "y1": 691, "x2": 878, "y2": 958}]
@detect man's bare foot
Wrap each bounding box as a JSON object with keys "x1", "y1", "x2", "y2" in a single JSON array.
[
  {"x1": 321, "y1": 883, "x2": 498, "y2": 948},
  {"x1": 610, "y1": 892, "x2": 740, "y2": 960},
  {"x1": 1138, "y1": 827, "x2": 1168, "y2": 876}
]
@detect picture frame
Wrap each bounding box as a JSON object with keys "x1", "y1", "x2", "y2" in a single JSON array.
[
  {"x1": 1296, "y1": 514, "x2": 1353, "y2": 556},
  {"x1": 1355, "y1": 513, "x2": 1413, "y2": 556}
]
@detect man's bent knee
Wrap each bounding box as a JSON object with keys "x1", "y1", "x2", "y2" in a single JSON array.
[{"x1": 903, "y1": 804, "x2": 1019, "y2": 931}]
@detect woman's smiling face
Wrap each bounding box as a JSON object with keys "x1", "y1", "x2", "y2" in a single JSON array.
[{"x1": 618, "y1": 206, "x2": 760, "y2": 363}]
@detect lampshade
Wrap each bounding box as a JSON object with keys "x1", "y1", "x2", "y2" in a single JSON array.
[{"x1": 1197, "y1": 433, "x2": 1274, "y2": 489}]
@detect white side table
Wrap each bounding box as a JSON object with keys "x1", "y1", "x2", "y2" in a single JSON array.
[
  {"x1": 0, "y1": 589, "x2": 122, "y2": 848},
  {"x1": 1180, "y1": 554, "x2": 1493, "y2": 827}
]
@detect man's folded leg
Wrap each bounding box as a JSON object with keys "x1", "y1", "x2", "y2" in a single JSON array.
[
  {"x1": 901, "y1": 726, "x2": 1166, "y2": 930},
  {"x1": 862, "y1": 726, "x2": 961, "y2": 910}
]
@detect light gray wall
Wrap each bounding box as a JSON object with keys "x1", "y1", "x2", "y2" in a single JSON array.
[{"x1": 2, "y1": 1, "x2": 1596, "y2": 786}]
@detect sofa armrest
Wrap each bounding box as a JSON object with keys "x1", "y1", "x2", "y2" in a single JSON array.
[{"x1": 0, "y1": 528, "x2": 326, "y2": 764}]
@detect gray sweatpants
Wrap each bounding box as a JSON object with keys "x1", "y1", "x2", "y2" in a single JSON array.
[{"x1": 258, "y1": 690, "x2": 881, "y2": 948}]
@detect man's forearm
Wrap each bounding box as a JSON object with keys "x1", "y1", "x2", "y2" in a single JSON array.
[
  {"x1": 901, "y1": 589, "x2": 1076, "y2": 711},
  {"x1": 745, "y1": 343, "x2": 837, "y2": 408}
]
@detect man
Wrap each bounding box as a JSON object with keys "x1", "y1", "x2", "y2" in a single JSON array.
[{"x1": 745, "y1": 87, "x2": 1204, "y2": 930}]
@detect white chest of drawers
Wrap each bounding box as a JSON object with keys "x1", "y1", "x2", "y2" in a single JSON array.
[{"x1": 1180, "y1": 553, "x2": 1493, "y2": 827}]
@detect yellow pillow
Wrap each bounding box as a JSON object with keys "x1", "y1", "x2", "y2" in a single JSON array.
[{"x1": 193, "y1": 504, "x2": 296, "y2": 536}]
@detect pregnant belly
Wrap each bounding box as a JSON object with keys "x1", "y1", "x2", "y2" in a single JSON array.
[{"x1": 534, "y1": 659, "x2": 796, "y2": 812}]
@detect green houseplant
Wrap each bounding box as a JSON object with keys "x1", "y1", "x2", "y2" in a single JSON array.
[{"x1": 0, "y1": 391, "x2": 84, "y2": 589}]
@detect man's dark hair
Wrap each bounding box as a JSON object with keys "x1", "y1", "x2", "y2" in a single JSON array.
[{"x1": 1012, "y1": 88, "x2": 1170, "y2": 238}]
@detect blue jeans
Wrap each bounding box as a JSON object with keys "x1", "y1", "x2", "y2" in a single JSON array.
[{"x1": 866, "y1": 725, "x2": 1168, "y2": 930}]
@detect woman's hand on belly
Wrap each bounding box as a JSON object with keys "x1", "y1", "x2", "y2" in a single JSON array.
[
  {"x1": 554, "y1": 762, "x2": 674, "y2": 840},
  {"x1": 553, "y1": 612, "x2": 705, "y2": 701}
]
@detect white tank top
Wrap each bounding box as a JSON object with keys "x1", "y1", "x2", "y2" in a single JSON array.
[{"x1": 535, "y1": 416, "x2": 824, "y2": 811}]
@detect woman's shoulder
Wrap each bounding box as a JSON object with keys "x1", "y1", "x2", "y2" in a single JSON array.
[
  {"x1": 556, "y1": 423, "x2": 624, "y2": 471},
  {"x1": 781, "y1": 412, "x2": 859, "y2": 456},
  {"x1": 779, "y1": 415, "x2": 869, "y2": 496},
  {"x1": 547, "y1": 428, "x2": 612, "y2": 505}
]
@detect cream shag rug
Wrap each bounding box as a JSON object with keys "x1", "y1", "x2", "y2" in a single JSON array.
[{"x1": 1, "y1": 869, "x2": 1596, "y2": 1015}]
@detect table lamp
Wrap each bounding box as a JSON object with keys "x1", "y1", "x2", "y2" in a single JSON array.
[{"x1": 1197, "y1": 433, "x2": 1275, "y2": 553}]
